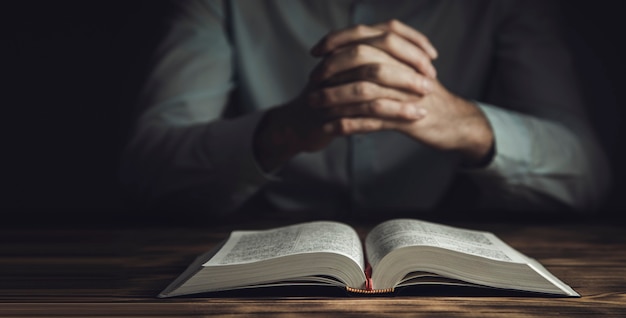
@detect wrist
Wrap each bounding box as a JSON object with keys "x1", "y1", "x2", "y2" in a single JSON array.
[
  {"x1": 456, "y1": 100, "x2": 495, "y2": 167},
  {"x1": 253, "y1": 107, "x2": 300, "y2": 172}
]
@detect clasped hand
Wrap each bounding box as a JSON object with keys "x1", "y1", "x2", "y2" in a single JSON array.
[{"x1": 254, "y1": 20, "x2": 493, "y2": 171}]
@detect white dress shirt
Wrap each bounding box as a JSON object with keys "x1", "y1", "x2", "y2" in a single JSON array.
[{"x1": 121, "y1": 0, "x2": 610, "y2": 217}]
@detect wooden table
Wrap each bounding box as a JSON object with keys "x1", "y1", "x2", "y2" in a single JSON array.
[{"x1": 1, "y1": 218, "x2": 625, "y2": 317}]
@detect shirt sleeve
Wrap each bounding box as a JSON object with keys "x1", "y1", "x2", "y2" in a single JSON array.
[
  {"x1": 119, "y1": 0, "x2": 271, "y2": 215},
  {"x1": 464, "y1": 102, "x2": 610, "y2": 213},
  {"x1": 461, "y1": 1, "x2": 611, "y2": 213}
]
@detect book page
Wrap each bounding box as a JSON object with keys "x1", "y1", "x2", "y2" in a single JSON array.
[
  {"x1": 365, "y1": 219, "x2": 527, "y2": 269},
  {"x1": 205, "y1": 221, "x2": 365, "y2": 270}
]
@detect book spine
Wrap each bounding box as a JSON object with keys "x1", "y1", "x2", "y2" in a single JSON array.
[
  {"x1": 365, "y1": 263, "x2": 373, "y2": 290},
  {"x1": 344, "y1": 263, "x2": 394, "y2": 294},
  {"x1": 345, "y1": 286, "x2": 395, "y2": 294}
]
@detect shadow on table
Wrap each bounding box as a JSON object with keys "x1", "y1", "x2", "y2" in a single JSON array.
[{"x1": 164, "y1": 285, "x2": 569, "y2": 299}]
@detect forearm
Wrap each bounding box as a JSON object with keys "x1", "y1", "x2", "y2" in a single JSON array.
[
  {"x1": 463, "y1": 103, "x2": 610, "y2": 213},
  {"x1": 121, "y1": 111, "x2": 271, "y2": 215},
  {"x1": 252, "y1": 105, "x2": 303, "y2": 173}
]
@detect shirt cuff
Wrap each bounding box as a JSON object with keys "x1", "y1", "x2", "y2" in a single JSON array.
[{"x1": 462, "y1": 102, "x2": 531, "y2": 183}]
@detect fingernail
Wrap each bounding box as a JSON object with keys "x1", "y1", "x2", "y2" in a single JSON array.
[{"x1": 430, "y1": 48, "x2": 439, "y2": 60}]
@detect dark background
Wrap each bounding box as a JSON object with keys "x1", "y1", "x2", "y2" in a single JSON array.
[{"x1": 3, "y1": 1, "x2": 625, "y2": 225}]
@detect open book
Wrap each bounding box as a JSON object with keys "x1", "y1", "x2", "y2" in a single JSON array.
[{"x1": 159, "y1": 219, "x2": 579, "y2": 297}]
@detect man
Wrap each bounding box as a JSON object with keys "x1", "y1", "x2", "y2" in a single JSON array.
[{"x1": 121, "y1": 0, "x2": 609, "y2": 218}]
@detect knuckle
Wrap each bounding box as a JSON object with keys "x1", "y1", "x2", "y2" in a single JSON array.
[
  {"x1": 338, "y1": 118, "x2": 353, "y2": 134},
  {"x1": 401, "y1": 104, "x2": 415, "y2": 117},
  {"x1": 352, "y1": 82, "x2": 365, "y2": 97},
  {"x1": 327, "y1": 30, "x2": 339, "y2": 39},
  {"x1": 354, "y1": 24, "x2": 368, "y2": 36},
  {"x1": 417, "y1": 55, "x2": 433, "y2": 72},
  {"x1": 319, "y1": 89, "x2": 332, "y2": 104},
  {"x1": 386, "y1": 19, "x2": 401, "y2": 31},
  {"x1": 380, "y1": 32, "x2": 396, "y2": 47},
  {"x1": 310, "y1": 89, "x2": 330, "y2": 105},
  {"x1": 324, "y1": 31, "x2": 339, "y2": 44},
  {"x1": 409, "y1": 49, "x2": 429, "y2": 68},
  {"x1": 368, "y1": 100, "x2": 384, "y2": 114},
  {"x1": 413, "y1": 56, "x2": 426, "y2": 69},
  {"x1": 350, "y1": 44, "x2": 369, "y2": 57},
  {"x1": 351, "y1": 81, "x2": 372, "y2": 98},
  {"x1": 319, "y1": 62, "x2": 334, "y2": 78}
]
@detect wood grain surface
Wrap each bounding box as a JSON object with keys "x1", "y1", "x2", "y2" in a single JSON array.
[{"x1": 1, "y1": 220, "x2": 625, "y2": 317}]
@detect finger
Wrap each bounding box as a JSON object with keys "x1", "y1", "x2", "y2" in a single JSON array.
[
  {"x1": 362, "y1": 32, "x2": 437, "y2": 78},
  {"x1": 312, "y1": 33, "x2": 436, "y2": 79},
  {"x1": 321, "y1": 63, "x2": 433, "y2": 96},
  {"x1": 308, "y1": 81, "x2": 416, "y2": 108},
  {"x1": 312, "y1": 20, "x2": 438, "y2": 60},
  {"x1": 323, "y1": 117, "x2": 407, "y2": 136},
  {"x1": 372, "y1": 19, "x2": 438, "y2": 59},
  {"x1": 311, "y1": 24, "x2": 384, "y2": 56},
  {"x1": 310, "y1": 44, "x2": 410, "y2": 82},
  {"x1": 324, "y1": 99, "x2": 428, "y2": 121}
]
